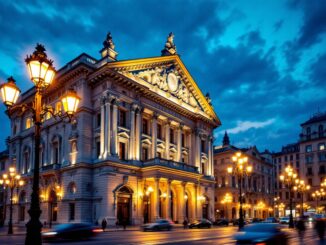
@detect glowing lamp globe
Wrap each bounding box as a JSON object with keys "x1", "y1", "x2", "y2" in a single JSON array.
[
  {"x1": 61, "y1": 89, "x2": 81, "y2": 116},
  {"x1": 0, "y1": 77, "x2": 20, "y2": 107},
  {"x1": 25, "y1": 44, "x2": 55, "y2": 87}
]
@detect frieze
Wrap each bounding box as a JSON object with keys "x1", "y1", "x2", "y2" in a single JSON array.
[{"x1": 118, "y1": 65, "x2": 202, "y2": 110}]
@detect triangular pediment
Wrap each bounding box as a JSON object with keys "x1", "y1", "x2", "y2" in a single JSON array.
[{"x1": 105, "y1": 55, "x2": 220, "y2": 126}]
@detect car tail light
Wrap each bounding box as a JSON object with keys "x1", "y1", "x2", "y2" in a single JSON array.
[
  {"x1": 92, "y1": 228, "x2": 103, "y2": 233},
  {"x1": 256, "y1": 243, "x2": 266, "y2": 245}
]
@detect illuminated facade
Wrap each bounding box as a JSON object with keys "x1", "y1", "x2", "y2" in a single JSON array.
[
  {"x1": 5, "y1": 33, "x2": 220, "y2": 225},
  {"x1": 214, "y1": 132, "x2": 274, "y2": 220}
]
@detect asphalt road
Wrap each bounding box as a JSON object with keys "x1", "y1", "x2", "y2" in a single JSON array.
[{"x1": 0, "y1": 225, "x2": 325, "y2": 245}]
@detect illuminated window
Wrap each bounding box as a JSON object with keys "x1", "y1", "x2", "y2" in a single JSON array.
[
  {"x1": 306, "y1": 145, "x2": 312, "y2": 153},
  {"x1": 319, "y1": 143, "x2": 325, "y2": 151},
  {"x1": 55, "y1": 102, "x2": 62, "y2": 114},
  {"x1": 68, "y1": 182, "x2": 77, "y2": 194},
  {"x1": 25, "y1": 117, "x2": 33, "y2": 129}
]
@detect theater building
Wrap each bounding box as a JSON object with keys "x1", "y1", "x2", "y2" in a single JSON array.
[{"x1": 5, "y1": 33, "x2": 220, "y2": 226}]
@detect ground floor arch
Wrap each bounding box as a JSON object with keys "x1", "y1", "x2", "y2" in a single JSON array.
[{"x1": 116, "y1": 186, "x2": 133, "y2": 225}]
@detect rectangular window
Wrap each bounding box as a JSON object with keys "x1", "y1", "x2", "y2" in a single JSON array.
[
  {"x1": 284, "y1": 156, "x2": 288, "y2": 162},
  {"x1": 319, "y1": 143, "x2": 325, "y2": 151},
  {"x1": 290, "y1": 155, "x2": 293, "y2": 161},
  {"x1": 308, "y1": 178, "x2": 313, "y2": 186},
  {"x1": 305, "y1": 155, "x2": 313, "y2": 164},
  {"x1": 296, "y1": 161, "x2": 300, "y2": 167},
  {"x1": 119, "y1": 142, "x2": 126, "y2": 160},
  {"x1": 306, "y1": 145, "x2": 312, "y2": 153},
  {"x1": 221, "y1": 176, "x2": 226, "y2": 187},
  {"x1": 119, "y1": 110, "x2": 127, "y2": 127},
  {"x1": 319, "y1": 153, "x2": 326, "y2": 162},
  {"x1": 157, "y1": 152, "x2": 162, "y2": 158},
  {"x1": 181, "y1": 133, "x2": 185, "y2": 147},
  {"x1": 69, "y1": 203, "x2": 75, "y2": 221},
  {"x1": 142, "y1": 147, "x2": 148, "y2": 161},
  {"x1": 278, "y1": 158, "x2": 281, "y2": 163},
  {"x1": 170, "y1": 129, "x2": 174, "y2": 144},
  {"x1": 157, "y1": 124, "x2": 162, "y2": 139},
  {"x1": 96, "y1": 141, "x2": 101, "y2": 158},
  {"x1": 142, "y1": 119, "x2": 148, "y2": 135},
  {"x1": 296, "y1": 154, "x2": 299, "y2": 159},
  {"x1": 201, "y1": 140, "x2": 205, "y2": 152},
  {"x1": 286, "y1": 192, "x2": 289, "y2": 199},
  {"x1": 307, "y1": 167, "x2": 313, "y2": 175},
  {"x1": 319, "y1": 166, "x2": 325, "y2": 174}
]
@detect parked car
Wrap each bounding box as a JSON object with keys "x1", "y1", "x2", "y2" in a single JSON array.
[
  {"x1": 142, "y1": 219, "x2": 173, "y2": 231},
  {"x1": 189, "y1": 219, "x2": 212, "y2": 229},
  {"x1": 214, "y1": 219, "x2": 229, "y2": 226},
  {"x1": 252, "y1": 218, "x2": 263, "y2": 223},
  {"x1": 232, "y1": 219, "x2": 248, "y2": 226},
  {"x1": 264, "y1": 217, "x2": 278, "y2": 223},
  {"x1": 234, "y1": 223, "x2": 288, "y2": 245},
  {"x1": 42, "y1": 223, "x2": 101, "y2": 241},
  {"x1": 279, "y1": 217, "x2": 290, "y2": 224}
]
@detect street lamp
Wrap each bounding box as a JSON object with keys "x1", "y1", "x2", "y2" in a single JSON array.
[
  {"x1": 274, "y1": 197, "x2": 280, "y2": 218},
  {"x1": 293, "y1": 179, "x2": 310, "y2": 217},
  {"x1": 279, "y1": 165, "x2": 298, "y2": 228},
  {"x1": 312, "y1": 189, "x2": 325, "y2": 214},
  {"x1": 227, "y1": 151, "x2": 252, "y2": 229},
  {"x1": 0, "y1": 44, "x2": 80, "y2": 245},
  {"x1": 0, "y1": 167, "x2": 24, "y2": 234}
]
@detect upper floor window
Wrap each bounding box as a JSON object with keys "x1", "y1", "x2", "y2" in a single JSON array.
[
  {"x1": 284, "y1": 156, "x2": 288, "y2": 162},
  {"x1": 290, "y1": 155, "x2": 293, "y2": 161},
  {"x1": 306, "y1": 145, "x2": 312, "y2": 153},
  {"x1": 307, "y1": 127, "x2": 311, "y2": 140},
  {"x1": 201, "y1": 140, "x2": 206, "y2": 152},
  {"x1": 55, "y1": 102, "x2": 62, "y2": 114},
  {"x1": 96, "y1": 140, "x2": 100, "y2": 158},
  {"x1": 181, "y1": 133, "x2": 185, "y2": 147},
  {"x1": 119, "y1": 142, "x2": 126, "y2": 160},
  {"x1": 13, "y1": 124, "x2": 17, "y2": 135},
  {"x1": 142, "y1": 147, "x2": 148, "y2": 161},
  {"x1": 157, "y1": 124, "x2": 162, "y2": 139},
  {"x1": 142, "y1": 119, "x2": 149, "y2": 135},
  {"x1": 319, "y1": 143, "x2": 325, "y2": 151},
  {"x1": 319, "y1": 125, "x2": 324, "y2": 138},
  {"x1": 97, "y1": 113, "x2": 101, "y2": 128},
  {"x1": 0, "y1": 161, "x2": 5, "y2": 171},
  {"x1": 170, "y1": 128, "x2": 174, "y2": 144},
  {"x1": 52, "y1": 142, "x2": 60, "y2": 164},
  {"x1": 119, "y1": 110, "x2": 127, "y2": 127},
  {"x1": 23, "y1": 150, "x2": 29, "y2": 174},
  {"x1": 25, "y1": 118, "x2": 33, "y2": 129}
]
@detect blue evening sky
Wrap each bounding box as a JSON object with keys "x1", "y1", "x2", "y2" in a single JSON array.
[{"x1": 0, "y1": 0, "x2": 325, "y2": 152}]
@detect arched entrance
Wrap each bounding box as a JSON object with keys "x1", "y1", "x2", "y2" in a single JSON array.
[
  {"x1": 48, "y1": 190, "x2": 58, "y2": 226},
  {"x1": 202, "y1": 196, "x2": 209, "y2": 219},
  {"x1": 18, "y1": 191, "x2": 26, "y2": 222},
  {"x1": 117, "y1": 186, "x2": 132, "y2": 225}
]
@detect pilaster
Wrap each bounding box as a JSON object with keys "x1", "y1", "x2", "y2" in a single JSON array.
[{"x1": 151, "y1": 113, "x2": 158, "y2": 159}]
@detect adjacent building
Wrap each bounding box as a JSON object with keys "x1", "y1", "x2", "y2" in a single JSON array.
[
  {"x1": 273, "y1": 112, "x2": 326, "y2": 215},
  {"x1": 214, "y1": 132, "x2": 274, "y2": 220},
  {"x1": 3, "y1": 32, "x2": 220, "y2": 226}
]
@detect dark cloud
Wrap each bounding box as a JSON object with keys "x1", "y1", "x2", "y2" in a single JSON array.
[
  {"x1": 238, "y1": 30, "x2": 266, "y2": 47},
  {"x1": 273, "y1": 20, "x2": 284, "y2": 32}
]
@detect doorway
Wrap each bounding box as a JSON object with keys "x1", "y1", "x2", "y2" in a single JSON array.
[{"x1": 117, "y1": 186, "x2": 132, "y2": 225}]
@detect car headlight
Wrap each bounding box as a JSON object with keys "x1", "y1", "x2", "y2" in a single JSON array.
[{"x1": 43, "y1": 231, "x2": 57, "y2": 236}]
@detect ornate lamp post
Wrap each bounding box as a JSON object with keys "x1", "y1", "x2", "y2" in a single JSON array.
[
  {"x1": 227, "y1": 152, "x2": 252, "y2": 229},
  {"x1": 221, "y1": 193, "x2": 232, "y2": 219},
  {"x1": 0, "y1": 167, "x2": 24, "y2": 234},
  {"x1": 312, "y1": 189, "x2": 325, "y2": 214},
  {"x1": 0, "y1": 44, "x2": 80, "y2": 245},
  {"x1": 293, "y1": 179, "x2": 310, "y2": 217},
  {"x1": 279, "y1": 166, "x2": 298, "y2": 228}
]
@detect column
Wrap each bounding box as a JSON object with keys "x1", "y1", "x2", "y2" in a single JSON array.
[
  {"x1": 100, "y1": 99, "x2": 105, "y2": 159},
  {"x1": 165, "y1": 121, "x2": 170, "y2": 159},
  {"x1": 153, "y1": 178, "x2": 160, "y2": 221},
  {"x1": 166, "y1": 179, "x2": 171, "y2": 219},
  {"x1": 129, "y1": 105, "x2": 136, "y2": 160},
  {"x1": 105, "y1": 99, "x2": 111, "y2": 158},
  {"x1": 111, "y1": 99, "x2": 119, "y2": 156},
  {"x1": 191, "y1": 184, "x2": 196, "y2": 221},
  {"x1": 179, "y1": 182, "x2": 186, "y2": 222},
  {"x1": 176, "y1": 124, "x2": 182, "y2": 162},
  {"x1": 195, "y1": 128, "x2": 201, "y2": 171},
  {"x1": 135, "y1": 107, "x2": 142, "y2": 160},
  {"x1": 208, "y1": 136, "x2": 213, "y2": 176},
  {"x1": 151, "y1": 113, "x2": 158, "y2": 159},
  {"x1": 196, "y1": 184, "x2": 202, "y2": 220}
]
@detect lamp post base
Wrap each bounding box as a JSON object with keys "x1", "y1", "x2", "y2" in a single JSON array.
[{"x1": 25, "y1": 218, "x2": 43, "y2": 245}]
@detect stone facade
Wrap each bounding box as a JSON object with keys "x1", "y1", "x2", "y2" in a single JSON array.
[
  {"x1": 214, "y1": 133, "x2": 274, "y2": 220},
  {"x1": 3, "y1": 33, "x2": 220, "y2": 226}
]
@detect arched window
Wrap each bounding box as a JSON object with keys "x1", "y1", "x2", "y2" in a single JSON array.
[
  {"x1": 22, "y1": 147, "x2": 30, "y2": 174},
  {"x1": 25, "y1": 118, "x2": 33, "y2": 129},
  {"x1": 51, "y1": 136, "x2": 61, "y2": 165},
  {"x1": 319, "y1": 125, "x2": 324, "y2": 138},
  {"x1": 67, "y1": 182, "x2": 77, "y2": 194}
]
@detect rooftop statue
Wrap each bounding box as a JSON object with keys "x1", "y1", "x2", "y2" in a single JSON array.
[
  {"x1": 161, "y1": 32, "x2": 177, "y2": 56},
  {"x1": 103, "y1": 32, "x2": 115, "y2": 50}
]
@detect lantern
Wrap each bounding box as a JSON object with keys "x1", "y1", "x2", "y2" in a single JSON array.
[
  {"x1": 0, "y1": 77, "x2": 20, "y2": 107},
  {"x1": 61, "y1": 89, "x2": 81, "y2": 116}
]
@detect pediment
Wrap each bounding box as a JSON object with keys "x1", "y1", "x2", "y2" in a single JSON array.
[{"x1": 107, "y1": 55, "x2": 220, "y2": 126}]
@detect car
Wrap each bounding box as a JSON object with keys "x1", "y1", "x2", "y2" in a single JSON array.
[
  {"x1": 232, "y1": 219, "x2": 248, "y2": 226},
  {"x1": 42, "y1": 223, "x2": 101, "y2": 241},
  {"x1": 234, "y1": 223, "x2": 288, "y2": 245},
  {"x1": 142, "y1": 219, "x2": 173, "y2": 231},
  {"x1": 189, "y1": 219, "x2": 212, "y2": 229},
  {"x1": 252, "y1": 218, "x2": 263, "y2": 223},
  {"x1": 214, "y1": 219, "x2": 229, "y2": 226},
  {"x1": 279, "y1": 217, "x2": 290, "y2": 224},
  {"x1": 263, "y1": 217, "x2": 278, "y2": 223}
]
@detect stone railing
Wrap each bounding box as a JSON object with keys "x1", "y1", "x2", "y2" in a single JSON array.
[{"x1": 143, "y1": 158, "x2": 198, "y2": 173}]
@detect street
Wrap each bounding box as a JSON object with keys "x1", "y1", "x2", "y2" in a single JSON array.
[{"x1": 0, "y1": 225, "x2": 325, "y2": 245}]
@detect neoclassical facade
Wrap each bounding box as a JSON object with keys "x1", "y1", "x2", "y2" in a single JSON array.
[{"x1": 5, "y1": 33, "x2": 220, "y2": 226}]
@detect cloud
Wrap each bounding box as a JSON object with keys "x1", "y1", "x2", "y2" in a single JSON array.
[{"x1": 217, "y1": 118, "x2": 276, "y2": 135}]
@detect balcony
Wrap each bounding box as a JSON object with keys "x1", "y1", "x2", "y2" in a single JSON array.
[
  {"x1": 41, "y1": 163, "x2": 61, "y2": 172},
  {"x1": 143, "y1": 158, "x2": 199, "y2": 173}
]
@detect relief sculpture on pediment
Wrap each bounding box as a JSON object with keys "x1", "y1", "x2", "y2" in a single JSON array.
[{"x1": 119, "y1": 66, "x2": 200, "y2": 108}]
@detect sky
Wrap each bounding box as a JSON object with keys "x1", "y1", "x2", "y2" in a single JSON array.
[{"x1": 0, "y1": 0, "x2": 325, "y2": 152}]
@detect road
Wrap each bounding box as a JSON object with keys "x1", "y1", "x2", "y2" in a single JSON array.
[{"x1": 0, "y1": 225, "x2": 325, "y2": 245}]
